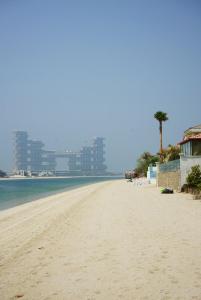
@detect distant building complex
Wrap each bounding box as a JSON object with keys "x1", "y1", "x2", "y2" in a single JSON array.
[{"x1": 13, "y1": 131, "x2": 107, "y2": 176}]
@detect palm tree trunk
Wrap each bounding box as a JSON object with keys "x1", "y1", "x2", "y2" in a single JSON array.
[{"x1": 159, "y1": 121, "x2": 163, "y2": 161}]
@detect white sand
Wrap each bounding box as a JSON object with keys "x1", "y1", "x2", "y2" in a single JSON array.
[{"x1": 0, "y1": 180, "x2": 201, "y2": 300}]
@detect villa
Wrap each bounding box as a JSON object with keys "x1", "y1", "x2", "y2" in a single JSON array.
[
  {"x1": 156, "y1": 124, "x2": 201, "y2": 191},
  {"x1": 179, "y1": 124, "x2": 201, "y2": 156}
]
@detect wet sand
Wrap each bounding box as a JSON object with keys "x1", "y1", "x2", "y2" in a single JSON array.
[{"x1": 0, "y1": 180, "x2": 201, "y2": 300}]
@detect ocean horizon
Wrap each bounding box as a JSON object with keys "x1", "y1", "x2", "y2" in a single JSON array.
[{"x1": 0, "y1": 176, "x2": 120, "y2": 211}]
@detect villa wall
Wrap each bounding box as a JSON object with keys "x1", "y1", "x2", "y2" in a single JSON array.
[
  {"x1": 156, "y1": 156, "x2": 201, "y2": 191},
  {"x1": 157, "y1": 170, "x2": 181, "y2": 191}
]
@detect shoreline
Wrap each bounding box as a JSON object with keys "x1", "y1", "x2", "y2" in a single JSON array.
[
  {"x1": 0, "y1": 180, "x2": 201, "y2": 299},
  {"x1": 0, "y1": 176, "x2": 121, "y2": 211},
  {"x1": 0, "y1": 175, "x2": 122, "y2": 181}
]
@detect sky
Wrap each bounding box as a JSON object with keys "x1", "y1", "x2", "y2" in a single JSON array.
[{"x1": 0, "y1": 0, "x2": 201, "y2": 172}]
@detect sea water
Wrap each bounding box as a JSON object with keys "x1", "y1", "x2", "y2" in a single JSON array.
[{"x1": 0, "y1": 176, "x2": 119, "y2": 211}]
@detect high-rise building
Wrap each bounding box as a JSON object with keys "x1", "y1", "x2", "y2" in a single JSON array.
[
  {"x1": 68, "y1": 152, "x2": 80, "y2": 172},
  {"x1": 80, "y1": 146, "x2": 93, "y2": 174},
  {"x1": 13, "y1": 131, "x2": 28, "y2": 172},
  {"x1": 79, "y1": 137, "x2": 106, "y2": 175},
  {"x1": 42, "y1": 150, "x2": 57, "y2": 172},
  {"x1": 28, "y1": 140, "x2": 44, "y2": 172},
  {"x1": 13, "y1": 131, "x2": 56, "y2": 174},
  {"x1": 92, "y1": 137, "x2": 106, "y2": 174}
]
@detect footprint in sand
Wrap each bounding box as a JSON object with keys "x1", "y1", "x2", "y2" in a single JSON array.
[
  {"x1": 81, "y1": 265, "x2": 87, "y2": 269},
  {"x1": 135, "y1": 285, "x2": 142, "y2": 290},
  {"x1": 152, "y1": 266, "x2": 160, "y2": 272},
  {"x1": 64, "y1": 262, "x2": 71, "y2": 266},
  {"x1": 171, "y1": 279, "x2": 179, "y2": 284},
  {"x1": 41, "y1": 263, "x2": 48, "y2": 267},
  {"x1": 95, "y1": 290, "x2": 101, "y2": 295},
  {"x1": 38, "y1": 246, "x2": 44, "y2": 250},
  {"x1": 31, "y1": 271, "x2": 37, "y2": 275},
  {"x1": 36, "y1": 280, "x2": 43, "y2": 284},
  {"x1": 14, "y1": 294, "x2": 24, "y2": 298},
  {"x1": 30, "y1": 285, "x2": 36, "y2": 288}
]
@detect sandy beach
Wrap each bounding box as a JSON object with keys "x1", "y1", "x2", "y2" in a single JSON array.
[{"x1": 0, "y1": 179, "x2": 201, "y2": 300}]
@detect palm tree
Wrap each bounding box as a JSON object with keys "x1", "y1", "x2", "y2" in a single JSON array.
[
  {"x1": 154, "y1": 111, "x2": 168, "y2": 161},
  {"x1": 164, "y1": 144, "x2": 180, "y2": 162}
]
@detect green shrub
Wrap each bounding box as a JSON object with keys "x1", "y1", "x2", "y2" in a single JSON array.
[
  {"x1": 186, "y1": 165, "x2": 201, "y2": 189},
  {"x1": 134, "y1": 152, "x2": 159, "y2": 177}
]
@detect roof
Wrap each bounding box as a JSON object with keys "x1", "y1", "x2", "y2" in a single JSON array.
[
  {"x1": 184, "y1": 124, "x2": 201, "y2": 134},
  {"x1": 179, "y1": 133, "x2": 201, "y2": 145}
]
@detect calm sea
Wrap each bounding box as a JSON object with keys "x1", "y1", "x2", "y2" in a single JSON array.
[{"x1": 0, "y1": 176, "x2": 119, "y2": 211}]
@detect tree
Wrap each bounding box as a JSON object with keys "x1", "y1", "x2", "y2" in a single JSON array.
[
  {"x1": 162, "y1": 144, "x2": 180, "y2": 162},
  {"x1": 154, "y1": 111, "x2": 168, "y2": 161},
  {"x1": 134, "y1": 152, "x2": 159, "y2": 177}
]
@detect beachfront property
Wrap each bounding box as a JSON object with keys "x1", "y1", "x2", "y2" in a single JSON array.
[
  {"x1": 13, "y1": 131, "x2": 107, "y2": 176},
  {"x1": 184, "y1": 124, "x2": 201, "y2": 137},
  {"x1": 156, "y1": 124, "x2": 201, "y2": 190},
  {"x1": 179, "y1": 124, "x2": 201, "y2": 156}
]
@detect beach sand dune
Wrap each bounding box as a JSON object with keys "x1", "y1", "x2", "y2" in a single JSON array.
[{"x1": 0, "y1": 180, "x2": 201, "y2": 300}]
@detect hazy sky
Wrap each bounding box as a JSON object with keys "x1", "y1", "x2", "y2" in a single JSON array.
[{"x1": 1, "y1": 0, "x2": 201, "y2": 172}]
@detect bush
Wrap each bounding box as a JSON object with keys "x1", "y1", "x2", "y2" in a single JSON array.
[
  {"x1": 186, "y1": 165, "x2": 201, "y2": 189},
  {"x1": 134, "y1": 152, "x2": 159, "y2": 177}
]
